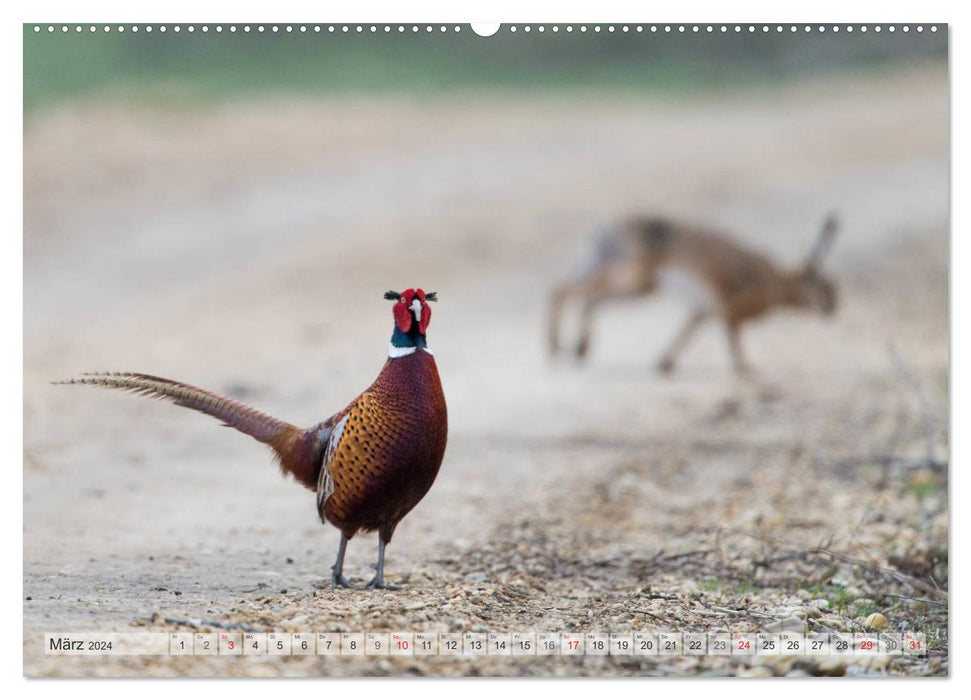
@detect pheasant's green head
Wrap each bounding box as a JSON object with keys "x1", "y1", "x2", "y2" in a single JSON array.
[{"x1": 385, "y1": 288, "x2": 437, "y2": 354}]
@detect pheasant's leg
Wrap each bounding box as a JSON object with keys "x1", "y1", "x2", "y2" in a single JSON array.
[
  {"x1": 330, "y1": 534, "x2": 357, "y2": 589},
  {"x1": 657, "y1": 309, "x2": 709, "y2": 374},
  {"x1": 365, "y1": 538, "x2": 399, "y2": 590}
]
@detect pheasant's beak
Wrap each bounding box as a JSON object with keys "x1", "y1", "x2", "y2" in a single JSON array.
[{"x1": 410, "y1": 298, "x2": 423, "y2": 323}]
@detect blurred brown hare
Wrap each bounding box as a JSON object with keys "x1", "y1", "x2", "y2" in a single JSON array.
[{"x1": 548, "y1": 214, "x2": 839, "y2": 375}]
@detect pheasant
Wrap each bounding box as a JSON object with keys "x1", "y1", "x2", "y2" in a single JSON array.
[{"x1": 56, "y1": 288, "x2": 448, "y2": 589}]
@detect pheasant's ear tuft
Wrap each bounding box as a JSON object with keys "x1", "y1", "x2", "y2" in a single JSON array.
[
  {"x1": 425, "y1": 292, "x2": 438, "y2": 302},
  {"x1": 384, "y1": 290, "x2": 402, "y2": 301}
]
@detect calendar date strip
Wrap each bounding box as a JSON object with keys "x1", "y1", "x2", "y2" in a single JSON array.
[{"x1": 45, "y1": 631, "x2": 929, "y2": 657}]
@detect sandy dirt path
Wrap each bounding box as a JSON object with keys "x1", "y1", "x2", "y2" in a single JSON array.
[{"x1": 24, "y1": 67, "x2": 948, "y2": 676}]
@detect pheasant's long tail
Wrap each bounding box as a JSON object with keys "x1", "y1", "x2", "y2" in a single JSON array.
[{"x1": 54, "y1": 372, "x2": 322, "y2": 489}]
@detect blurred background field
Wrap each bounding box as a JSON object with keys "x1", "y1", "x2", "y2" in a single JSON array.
[
  {"x1": 24, "y1": 25, "x2": 946, "y2": 112},
  {"x1": 23, "y1": 25, "x2": 948, "y2": 677}
]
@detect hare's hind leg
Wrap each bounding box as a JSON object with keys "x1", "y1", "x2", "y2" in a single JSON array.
[
  {"x1": 725, "y1": 320, "x2": 753, "y2": 376},
  {"x1": 656, "y1": 309, "x2": 710, "y2": 374},
  {"x1": 575, "y1": 293, "x2": 602, "y2": 359},
  {"x1": 567, "y1": 259, "x2": 660, "y2": 361},
  {"x1": 573, "y1": 275, "x2": 616, "y2": 360},
  {"x1": 548, "y1": 284, "x2": 572, "y2": 356}
]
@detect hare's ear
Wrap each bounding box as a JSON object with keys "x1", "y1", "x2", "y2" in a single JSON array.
[{"x1": 806, "y1": 213, "x2": 839, "y2": 270}]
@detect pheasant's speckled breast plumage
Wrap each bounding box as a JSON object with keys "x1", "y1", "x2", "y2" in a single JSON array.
[{"x1": 320, "y1": 349, "x2": 447, "y2": 543}]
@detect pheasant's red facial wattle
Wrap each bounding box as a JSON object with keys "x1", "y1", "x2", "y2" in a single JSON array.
[
  {"x1": 418, "y1": 302, "x2": 431, "y2": 335},
  {"x1": 393, "y1": 301, "x2": 413, "y2": 333},
  {"x1": 391, "y1": 288, "x2": 432, "y2": 335}
]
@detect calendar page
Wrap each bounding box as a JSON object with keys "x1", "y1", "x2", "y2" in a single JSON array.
[{"x1": 22, "y1": 17, "x2": 948, "y2": 679}]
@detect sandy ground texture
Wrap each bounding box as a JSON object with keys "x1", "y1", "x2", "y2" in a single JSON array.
[{"x1": 24, "y1": 66, "x2": 948, "y2": 677}]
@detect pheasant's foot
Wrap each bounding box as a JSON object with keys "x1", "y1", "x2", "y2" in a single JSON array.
[
  {"x1": 329, "y1": 534, "x2": 355, "y2": 588},
  {"x1": 365, "y1": 576, "x2": 400, "y2": 590},
  {"x1": 330, "y1": 574, "x2": 358, "y2": 589}
]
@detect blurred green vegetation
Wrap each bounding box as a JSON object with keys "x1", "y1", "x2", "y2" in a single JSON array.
[{"x1": 23, "y1": 24, "x2": 947, "y2": 114}]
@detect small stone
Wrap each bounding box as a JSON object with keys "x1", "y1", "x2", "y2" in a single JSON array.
[
  {"x1": 858, "y1": 655, "x2": 890, "y2": 671},
  {"x1": 864, "y1": 612, "x2": 889, "y2": 630},
  {"x1": 738, "y1": 666, "x2": 774, "y2": 677},
  {"x1": 811, "y1": 599, "x2": 830, "y2": 611},
  {"x1": 819, "y1": 616, "x2": 845, "y2": 630},
  {"x1": 680, "y1": 579, "x2": 699, "y2": 594},
  {"x1": 765, "y1": 616, "x2": 807, "y2": 633},
  {"x1": 816, "y1": 657, "x2": 847, "y2": 676}
]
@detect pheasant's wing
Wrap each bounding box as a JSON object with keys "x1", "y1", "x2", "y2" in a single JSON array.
[
  {"x1": 314, "y1": 394, "x2": 369, "y2": 513},
  {"x1": 56, "y1": 372, "x2": 325, "y2": 490}
]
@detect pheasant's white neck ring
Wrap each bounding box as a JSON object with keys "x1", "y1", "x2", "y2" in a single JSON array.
[
  {"x1": 388, "y1": 344, "x2": 433, "y2": 358},
  {"x1": 388, "y1": 344, "x2": 416, "y2": 358}
]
